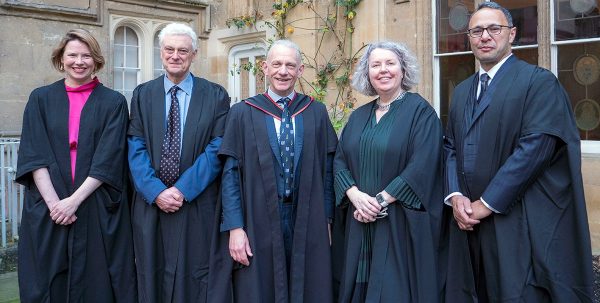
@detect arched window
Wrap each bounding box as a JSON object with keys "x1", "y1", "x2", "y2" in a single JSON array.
[
  {"x1": 153, "y1": 31, "x2": 164, "y2": 79},
  {"x1": 113, "y1": 26, "x2": 140, "y2": 101}
]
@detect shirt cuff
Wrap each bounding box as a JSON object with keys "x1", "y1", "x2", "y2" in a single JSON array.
[
  {"x1": 480, "y1": 196, "x2": 500, "y2": 213},
  {"x1": 444, "y1": 192, "x2": 463, "y2": 206}
]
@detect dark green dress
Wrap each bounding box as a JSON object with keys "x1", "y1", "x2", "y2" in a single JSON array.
[
  {"x1": 337, "y1": 94, "x2": 421, "y2": 301},
  {"x1": 334, "y1": 92, "x2": 444, "y2": 303}
]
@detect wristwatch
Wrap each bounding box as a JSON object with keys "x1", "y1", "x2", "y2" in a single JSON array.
[{"x1": 376, "y1": 193, "x2": 389, "y2": 208}]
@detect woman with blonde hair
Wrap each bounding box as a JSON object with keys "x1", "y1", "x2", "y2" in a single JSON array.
[{"x1": 16, "y1": 29, "x2": 136, "y2": 302}]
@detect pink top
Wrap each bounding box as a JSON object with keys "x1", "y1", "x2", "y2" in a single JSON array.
[{"x1": 65, "y1": 78, "x2": 99, "y2": 183}]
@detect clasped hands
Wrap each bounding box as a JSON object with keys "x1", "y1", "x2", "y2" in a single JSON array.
[
  {"x1": 155, "y1": 187, "x2": 185, "y2": 213},
  {"x1": 347, "y1": 186, "x2": 392, "y2": 223},
  {"x1": 47, "y1": 197, "x2": 80, "y2": 226},
  {"x1": 451, "y1": 195, "x2": 492, "y2": 231}
]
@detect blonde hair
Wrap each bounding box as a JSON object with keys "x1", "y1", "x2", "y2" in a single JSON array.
[{"x1": 51, "y1": 29, "x2": 105, "y2": 73}]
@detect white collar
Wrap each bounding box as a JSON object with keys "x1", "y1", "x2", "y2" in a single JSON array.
[{"x1": 478, "y1": 53, "x2": 513, "y2": 82}]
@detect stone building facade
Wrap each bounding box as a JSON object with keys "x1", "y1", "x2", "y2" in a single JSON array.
[{"x1": 1, "y1": 0, "x2": 600, "y2": 252}]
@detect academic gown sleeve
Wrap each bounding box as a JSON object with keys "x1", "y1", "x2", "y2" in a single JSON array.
[
  {"x1": 385, "y1": 103, "x2": 442, "y2": 212},
  {"x1": 479, "y1": 69, "x2": 564, "y2": 214},
  {"x1": 220, "y1": 156, "x2": 243, "y2": 231},
  {"x1": 174, "y1": 85, "x2": 229, "y2": 201},
  {"x1": 16, "y1": 87, "x2": 56, "y2": 187},
  {"x1": 443, "y1": 122, "x2": 461, "y2": 200},
  {"x1": 333, "y1": 124, "x2": 357, "y2": 207},
  {"x1": 88, "y1": 94, "x2": 129, "y2": 190}
]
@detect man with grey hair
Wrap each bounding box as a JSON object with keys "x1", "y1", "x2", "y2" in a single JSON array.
[
  {"x1": 128, "y1": 22, "x2": 230, "y2": 303},
  {"x1": 444, "y1": 2, "x2": 593, "y2": 302},
  {"x1": 208, "y1": 39, "x2": 337, "y2": 302}
]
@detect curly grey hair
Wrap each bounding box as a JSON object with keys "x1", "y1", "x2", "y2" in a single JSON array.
[
  {"x1": 158, "y1": 23, "x2": 198, "y2": 51},
  {"x1": 351, "y1": 41, "x2": 419, "y2": 96}
]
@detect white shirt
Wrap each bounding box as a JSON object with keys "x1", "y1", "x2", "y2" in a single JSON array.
[{"x1": 266, "y1": 89, "x2": 296, "y2": 140}]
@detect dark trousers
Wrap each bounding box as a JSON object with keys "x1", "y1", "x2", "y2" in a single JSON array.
[{"x1": 279, "y1": 201, "x2": 296, "y2": 276}]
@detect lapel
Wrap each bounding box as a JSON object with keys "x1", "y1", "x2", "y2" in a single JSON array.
[
  {"x1": 264, "y1": 115, "x2": 282, "y2": 165},
  {"x1": 293, "y1": 113, "x2": 304, "y2": 170},
  {"x1": 461, "y1": 75, "x2": 478, "y2": 130},
  {"x1": 180, "y1": 76, "x2": 206, "y2": 167},
  {"x1": 250, "y1": 104, "x2": 280, "y2": 209},
  {"x1": 74, "y1": 83, "x2": 102, "y2": 186},
  {"x1": 150, "y1": 76, "x2": 166, "y2": 168},
  {"x1": 246, "y1": 93, "x2": 312, "y2": 166},
  {"x1": 49, "y1": 80, "x2": 72, "y2": 190},
  {"x1": 468, "y1": 55, "x2": 517, "y2": 131}
]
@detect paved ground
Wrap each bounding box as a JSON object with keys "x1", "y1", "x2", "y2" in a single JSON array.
[
  {"x1": 0, "y1": 256, "x2": 599, "y2": 302},
  {"x1": 0, "y1": 271, "x2": 18, "y2": 303}
]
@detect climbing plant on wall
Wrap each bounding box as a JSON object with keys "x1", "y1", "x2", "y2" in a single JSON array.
[{"x1": 226, "y1": 0, "x2": 364, "y2": 131}]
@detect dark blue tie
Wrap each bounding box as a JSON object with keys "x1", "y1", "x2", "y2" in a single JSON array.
[
  {"x1": 159, "y1": 85, "x2": 181, "y2": 187},
  {"x1": 477, "y1": 73, "x2": 489, "y2": 103},
  {"x1": 278, "y1": 97, "x2": 294, "y2": 198}
]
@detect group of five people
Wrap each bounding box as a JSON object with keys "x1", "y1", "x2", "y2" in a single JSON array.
[{"x1": 16, "y1": 2, "x2": 593, "y2": 302}]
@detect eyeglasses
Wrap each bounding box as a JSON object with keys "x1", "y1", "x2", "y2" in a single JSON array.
[
  {"x1": 163, "y1": 47, "x2": 191, "y2": 57},
  {"x1": 467, "y1": 25, "x2": 513, "y2": 38}
]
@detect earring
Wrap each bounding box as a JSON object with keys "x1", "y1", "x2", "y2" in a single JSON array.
[{"x1": 59, "y1": 64, "x2": 64, "y2": 71}]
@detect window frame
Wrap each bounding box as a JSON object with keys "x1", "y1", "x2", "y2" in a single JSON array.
[
  {"x1": 550, "y1": 0, "x2": 600, "y2": 153},
  {"x1": 113, "y1": 25, "x2": 142, "y2": 102},
  {"x1": 228, "y1": 43, "x2": 267, "y2": 105},
  {"x1": 109, "y1": 15, "x2": 174, "y2": 103}
]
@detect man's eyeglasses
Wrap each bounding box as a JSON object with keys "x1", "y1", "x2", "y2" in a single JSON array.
[
  {"x1": 163, "y1": 47, "x2": 191, "y2": 57},
  {"x1": 467, "y1": 25, "x2": 513, "y2": 38}
]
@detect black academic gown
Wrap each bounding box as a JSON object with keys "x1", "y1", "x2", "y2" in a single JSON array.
[
  {"x1": 16, "y1": 79, "x2": 137, "y2": 303},
  {"x1": 128, "y1": 75, "x2": 230, "y2": 303},
  {"x1": 333, "y1": 93, "x2": 445, "y2": 303},
  {"x1": 208, "y1": 93, "x2": 338, "y2": 303},
  {"x1": 444, "y1": 58, "x2": 594, "y2": 302}
]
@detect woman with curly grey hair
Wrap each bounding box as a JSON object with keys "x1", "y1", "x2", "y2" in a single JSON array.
[{"x1": 333, "y1": 41, "x2": 445, "y2": 302}]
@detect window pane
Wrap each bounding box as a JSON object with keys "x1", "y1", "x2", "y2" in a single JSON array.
[
  {"x1": 125, "y1": 27, "x2": 138, "y2": 45},
  {"x1": 115, "y1": 27, "x2": 124, "y2": 44},
  {"x1": 240, "y1": 58, "x2": 250, "y2": 100},
  {"x1": 126, "y1": 46, "x2": 139, "y2": 68},
  {"x1": 513, "y1": 48, "x2": 538, "y2": 65},
  {"x1": 113, "y1": 68, "x2": 123, "y2": 90},
  {"x1": 124, "y1": 69, "x2": 138, "y2": 91},
  {"x1": 123, "y1": 90, "x2": 133, "y2": 103},
  {"x1": 154, "y1": 32, "x2": 164, "y2": 77},
  {"x1": 437, "y1": 0, "x2": 473, "y2": 53},
  {"x1": 496, "y1": 0, "x2": 537, "y2": 46},
  {"x1": 554, "y1": 0, "x2": 600, "y2": 41},
  {"x1": 558, "y1": 42, "x2": 600, "y2": 140},
  {"x1": 255, "y1": 55, "x2": 266, "y2": 94},
  {"x1": 114, "y1": 45, "x2": 124, "y2": 68},
  {"x1": 439, "y1": 54, "x2": 476, "y2": 126}
]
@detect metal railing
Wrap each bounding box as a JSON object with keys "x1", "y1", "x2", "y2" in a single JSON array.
[{"x1": 0, "y1": 138, "x2": 22, "y2": 248}]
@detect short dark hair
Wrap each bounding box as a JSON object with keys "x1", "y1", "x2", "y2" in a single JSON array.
[
  {"x1": 51, "y1": 29, "x2": 105, "y2": 73},
  {"x1": 474, "y1": 1, "x2": 514, "y2": 27}
]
